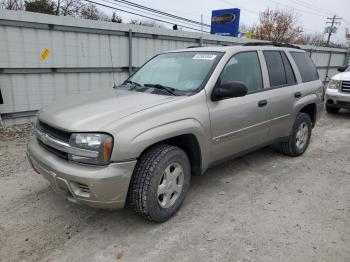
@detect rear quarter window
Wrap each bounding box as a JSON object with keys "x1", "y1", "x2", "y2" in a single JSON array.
[{"x1": 290, "y1": 52, "x2": 319, "y2": 82}]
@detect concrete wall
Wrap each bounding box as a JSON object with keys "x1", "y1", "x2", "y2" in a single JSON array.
[{"x1": 0, "y1": 10, "x2": 349, "y2": 125}]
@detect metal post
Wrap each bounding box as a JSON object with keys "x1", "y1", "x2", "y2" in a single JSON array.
[
  {"x1": 200, "y1": 14, "x2": 203, "y2": 35},
  {"x1": 344, "y1": 45, "x2": 350, "y2": 66},
  {"x1": 325, "y1": 51, "x2": 333, "y2": 82},
  {"x1": 309, "y1": 49, "x2": 313, "y2": 58},
  {"x1": 199, "y1": 36, "x2": 203, "y2": 47},
  {"x1": 128, "y1": 29, "x2": 133, "y2": 75}
]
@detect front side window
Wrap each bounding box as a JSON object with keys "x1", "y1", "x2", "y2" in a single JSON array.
[
  {"x1": 219, "y1": 52, "x2": 263, "y2": 93},
  {"x1": 290, "y1": 51, "x2": 319, "y2": 82},
  {"x1": 126, "y1": 51, "x2": 222, "y2": 94}
]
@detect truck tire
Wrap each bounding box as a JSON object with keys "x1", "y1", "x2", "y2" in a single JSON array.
[
  {"x1": 326, "y1": 104, "x2": 339, "y2": 114},
  {"x1": 128, "y1": 144, "x2": 191, "y2": 222},
  {"x1": 280, "y1": 113, "x2": 312, "y2": 157}
]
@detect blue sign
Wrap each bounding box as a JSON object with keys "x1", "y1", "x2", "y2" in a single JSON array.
[{"x1": 210, "y1": 8, "x2": 240, "y2": 37}]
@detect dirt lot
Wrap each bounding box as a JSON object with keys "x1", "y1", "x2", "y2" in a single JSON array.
[{"x1": 0, "y1": 111, "x2": 350, "y2": 262}]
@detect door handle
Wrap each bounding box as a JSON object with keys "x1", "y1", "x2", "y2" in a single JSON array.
[
  {"x1": 258, "y1": 100, "x2": 268, "y2": 107},
  {"x1": 294, "y1": 92, "x2": 302, "y2": 98}
]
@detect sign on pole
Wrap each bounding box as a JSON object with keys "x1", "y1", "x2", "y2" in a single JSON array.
[{"x1": 210, "y1": 8, "x2": 240, "y2": 37}]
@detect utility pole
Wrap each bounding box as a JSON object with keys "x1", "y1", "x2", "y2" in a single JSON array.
[{"x1": 325, "y1": 15, "x2": 342, "y2": 46}]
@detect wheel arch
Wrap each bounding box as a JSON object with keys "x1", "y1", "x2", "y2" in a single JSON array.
[
  {"x1": 136, "y1": 133, "x2": 203, "y2": 176},
  {"x1": 299, "y1": 103, "x2": 317, "y2": 127}
]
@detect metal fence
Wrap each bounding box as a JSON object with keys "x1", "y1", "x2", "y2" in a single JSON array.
[{"x1": 0, "y1": 10, "x2": 349, "y2": 125}]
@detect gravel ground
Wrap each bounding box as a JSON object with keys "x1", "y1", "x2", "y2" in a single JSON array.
[{"x1": 0, "y1": 111, "x2": 350, "y2": 262}]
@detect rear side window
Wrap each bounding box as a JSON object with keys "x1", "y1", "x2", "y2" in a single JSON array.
[
  {"x1": 264, "y1": 51, "x2": 286, "y2": 87},
  {"x1": 290, "y1": 52, "x2": 319, "y2": 82},
  {"x1": 263, "y1": 51, "x2": 297, "y2": 87},
  {"x1": 281, "y1": 52, "x2": 296, "y2": 85}
]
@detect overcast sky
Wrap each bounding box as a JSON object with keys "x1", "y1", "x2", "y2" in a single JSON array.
[{"x1": 96, "y1": 0, "x2": 350, "y2": 43}]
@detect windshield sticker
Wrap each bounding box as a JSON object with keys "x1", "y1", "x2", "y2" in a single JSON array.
[{"x1": 193, "y1": 54, "x2": 217, "y2": 60}]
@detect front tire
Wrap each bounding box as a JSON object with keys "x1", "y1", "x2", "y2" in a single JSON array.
[
  {"x1": 280, "y1": 113, "x2": 312, "y2": 157},
  {"x1": 128, "y1": 144, "x2": 191, "y2": 222}
]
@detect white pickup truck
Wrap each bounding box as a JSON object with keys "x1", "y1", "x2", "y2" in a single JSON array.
[{"x1": 325, "y1": 66, "x2": 350, "y2": 113}]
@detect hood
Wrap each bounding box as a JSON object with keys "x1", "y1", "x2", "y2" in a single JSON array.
[
  {"x1": 331, "y1": 71, "x2": 350, "y2": 81},
  {"x1": 39, "y1": 89, "x2": 181, "y2": 131}
]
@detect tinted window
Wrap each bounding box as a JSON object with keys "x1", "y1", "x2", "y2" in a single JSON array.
[
  {"x1": 290, "y1": 52, "x2": 319, "y2": 82},
  {"x1": 281, "y1": 52, "x2": 296, "y2": 85},
  {"x1": 220, "y1": 52, "x2": 263, "y2": 93},
  {"x1": 263, "y1": 51, "x2": 286, "y2": 87}
]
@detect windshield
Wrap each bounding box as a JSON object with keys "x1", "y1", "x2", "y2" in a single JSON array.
[{"x1": 126, "y1": 51, "x2": 222, "y2": 93}]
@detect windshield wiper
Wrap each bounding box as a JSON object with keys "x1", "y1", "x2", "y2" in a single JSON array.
[
  {"x1": 123, "y1": 80, "x2": 143, "y2": 87},
  {"x1": 144, "y1": 84, "x2": 177, "y2": 96}
]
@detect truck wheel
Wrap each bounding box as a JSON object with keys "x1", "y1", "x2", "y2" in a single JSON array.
[
  {"x1": 280, "y1": 113, "x2": 312, "y2": 157},
  {"x1": 128, "y1": 144, "x2": 191, "y2": 222},
  {"x1": 326, "y1": 104, "x2": 339, "y2": 114}
]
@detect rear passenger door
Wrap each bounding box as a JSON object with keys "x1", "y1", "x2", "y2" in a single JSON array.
[{"x1": 262, "y1": 50, "x2": 299, "y2": 139}]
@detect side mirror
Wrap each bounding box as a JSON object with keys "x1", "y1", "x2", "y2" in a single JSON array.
[
  {"x1": 211, "y1": 81, "x2": 248, "y2": 101},
  {"x1": 337, "y1": 66, "x2": 347, "y2": 72}
]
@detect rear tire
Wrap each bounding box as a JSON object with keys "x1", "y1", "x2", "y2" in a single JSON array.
[
  {"x1": 326, "y1": 104, "x2": 340, "y2": 114},
  {"x1": 280, "y1": 113, "x2": 312, "y2": 157},
  {"x1": 128, "y1": 144, "x2": 191, "y2": 223}
]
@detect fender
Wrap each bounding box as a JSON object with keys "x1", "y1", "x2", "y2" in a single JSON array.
[
  {"x1": 113, "y1": 118, "x2": 212, "y2": 171},
  {"x1": 293, "y1": 93, "x2": 318, "y2": 118}
]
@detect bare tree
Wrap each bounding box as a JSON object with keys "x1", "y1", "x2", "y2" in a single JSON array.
[
  {"x1": 111, "y1": 12, "x2": 122, "y2": 23},
  {"x1": 79, "y1": 3, "x2": 109, "y2": 21},
  {"x1": 295, "y1": 32, "x2": 325, "y2": 46},
  {"x1": 129, "y1": 19, "x2": 142, "y2": 25},
  {"x1": 255, "y1": 8, "x2": 303, "y2": 43},
  {"x1": 25, "y1": 0, "x2": 55, "y2": 14},
  {"x1": 55, "y1": 0, "x2": 81, "y2": 16},
  {"x1": 0, "y1": 0, "x2": 24, "y2": 10}
]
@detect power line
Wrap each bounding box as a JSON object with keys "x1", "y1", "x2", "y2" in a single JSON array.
[
  {"x1": 217, "y1": 0, "x2": 259, "y2": 15},
  {"x1": 100, "y1": 0, "x2": 210, "y2": 28},
  {"x1": 111, "y1": 0, "x2": 211, "y2": 27},
  {"x1": 287, "y1": 0, "x2": 331, "y2": 17},
  {"x1": 83, "y1": 0, "x2": 210, "y2": 32},
  {"x1": 264, "y1": 0, "x2": 328, "y2": 18}
]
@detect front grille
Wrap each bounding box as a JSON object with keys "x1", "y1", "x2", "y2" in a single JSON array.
[
  {"x1": 337, "y1": 101, "x2": 350, "y2": 108},
  {"x1": 37, "y1": 121, "x2": 71, "y2": 143},
  {"x1": 36, "y1": 121, "x2": 71, "y2": 160},
  {"x1": 341, "y1": 81, "x2": 350, "y2": 93},
  {"x1": 38, "y1": 140, "x2": 68, "y2": 159}
]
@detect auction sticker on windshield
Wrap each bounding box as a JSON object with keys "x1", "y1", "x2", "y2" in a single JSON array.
[{"x1": 193, "y1": 54, "x2": 217, "y2": 60}]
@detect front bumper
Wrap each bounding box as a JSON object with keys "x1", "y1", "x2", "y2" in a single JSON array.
[
  {"x1": 27, "y1": 138, "x2": 137, "y2": 209},
  {"x1": 325, "y1": 88, "x2": 350, "y2": 109}
]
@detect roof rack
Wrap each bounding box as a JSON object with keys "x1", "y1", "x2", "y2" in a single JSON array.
[
  {"x1": 186, "y1": 45, "x2": 202, "y2": 48},
  {"x1": 242, "y1": 41, "x2": 301, "y2": 49}
]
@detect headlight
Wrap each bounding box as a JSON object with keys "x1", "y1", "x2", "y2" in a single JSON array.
[
  {"x1": 327, "y1": 80, "x2": 340, "y2": 89},
  {"x1": 69, "y1": 133, "x2": 113, "y2": 165}
]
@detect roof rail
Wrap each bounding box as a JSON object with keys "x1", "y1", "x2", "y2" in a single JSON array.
[
  {"x1": 186, "y1": 45, "x2": 202, "y2": 48},
  {"x1": 242, "y1": 41, "x2": 301, "y2": 49}
]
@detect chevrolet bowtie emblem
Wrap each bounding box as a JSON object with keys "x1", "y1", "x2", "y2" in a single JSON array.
[{"x1": 41, "y1": 133, "x2": 49, "y2": 144}]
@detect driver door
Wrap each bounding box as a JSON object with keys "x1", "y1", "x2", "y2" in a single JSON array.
[{"x1": 207, "y1": 51, "x2": 270, "y2": 162}]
